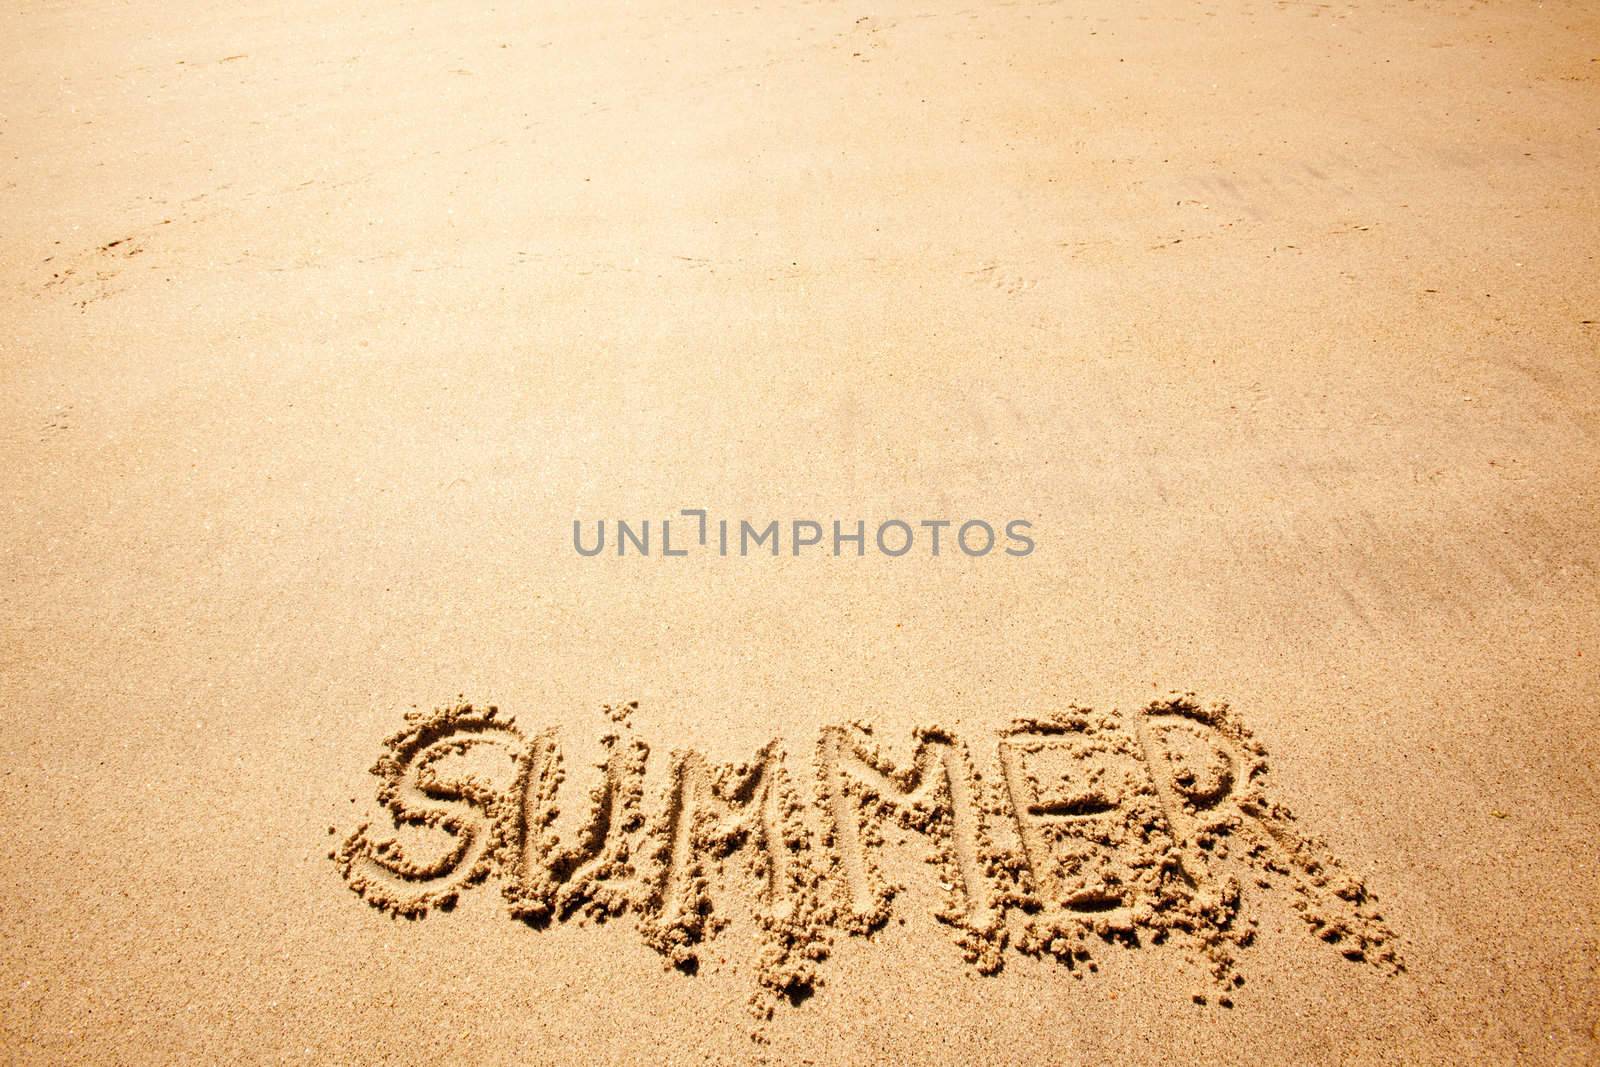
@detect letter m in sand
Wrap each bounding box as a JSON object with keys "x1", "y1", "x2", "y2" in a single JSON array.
[
  {"x1": 638, "y1": 742, "x2": 815, "y2": 974},
  {"x1": 816, "y1": 725, "x2": 1002, "y2": 970}
]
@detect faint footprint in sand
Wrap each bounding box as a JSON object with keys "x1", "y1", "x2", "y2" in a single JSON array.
[
  {"x1": 968, "y1": 264, "x2": 1039, "y2": 295},
  {"x1": 39, "y1": 403, "x2": 74, "y2": 440}
]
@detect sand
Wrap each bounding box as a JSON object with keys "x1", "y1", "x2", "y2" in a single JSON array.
[{"x1": 3, "y1": 0, "x2": 1598, "y2": 1062}]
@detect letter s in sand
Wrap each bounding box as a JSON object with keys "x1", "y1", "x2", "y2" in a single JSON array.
[{"x1": 333, "y1": 703, "x2": 524, "y2": 917}]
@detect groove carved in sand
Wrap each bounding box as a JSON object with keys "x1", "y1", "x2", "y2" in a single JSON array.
[{"x1": 333, "y1": 697, "x2": 1401, "y2": 1012}]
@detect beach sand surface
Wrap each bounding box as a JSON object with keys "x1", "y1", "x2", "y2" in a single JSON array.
[{"x1": 2, "y1": 0, "x2": 1598, "y2": 1062}]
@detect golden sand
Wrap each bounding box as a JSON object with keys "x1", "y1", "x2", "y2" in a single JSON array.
[{"x1": 3, "y1": 0, "x2": 1598, "y2": 1061}]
